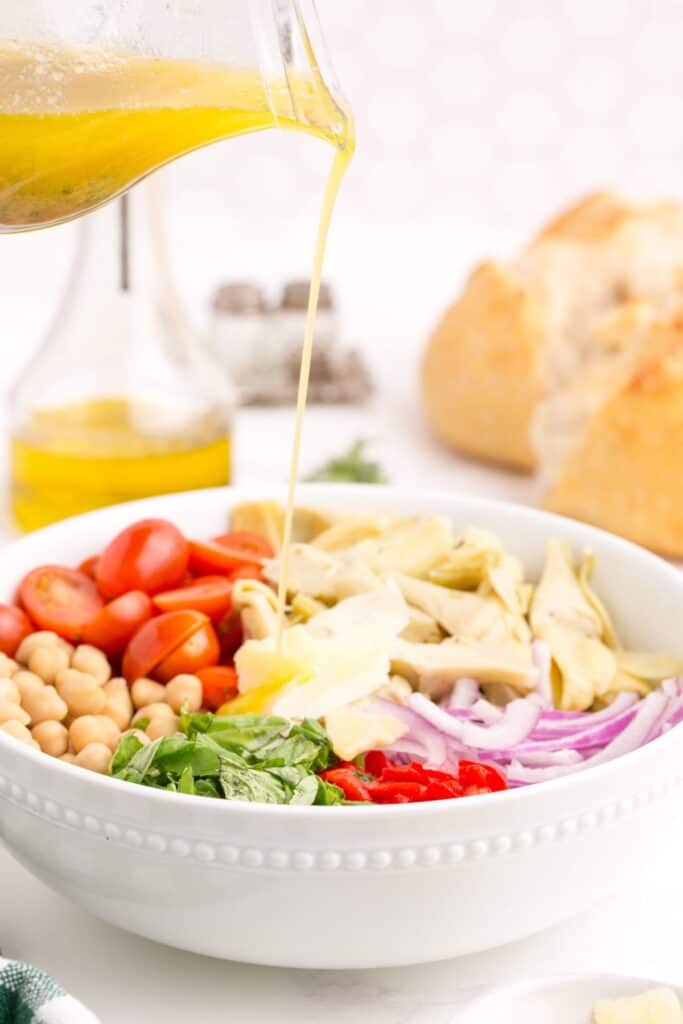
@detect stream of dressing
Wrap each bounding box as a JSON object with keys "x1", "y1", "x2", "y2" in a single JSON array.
[{"x1": 275, "y1": 146, "x2": 352, "y2": 649}]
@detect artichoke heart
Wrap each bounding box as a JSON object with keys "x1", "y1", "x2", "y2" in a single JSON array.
[{"x1": 531, "y1": 540, "x2": 617, "y2": 710}]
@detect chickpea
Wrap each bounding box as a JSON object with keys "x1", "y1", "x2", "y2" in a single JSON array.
[
  {"x1": 32, "y1": 720, "x2": 69, "y2": 757},
  {"x1": 1, "y1": 720, "x2": 39, "y2": 747},
  {"x1": 133, "y1": 701, "x2": 175, "y2": 725},
  {"x1": 121, "y1": 728, "x2": 151, "y2": 746},
  {"x1": 55, "y1": 669, "x2": 106, "y2": 717},
  {"x1": 130, "y1": 678, "x2": 166, "y2": 709},
  {"x1": 103, "y1": 678, "x2": 133, "y2": 731},
  {"x1": 74, "y1": 742, "x2": 111, "y2": 774},
  {"x1": 16, "y1": 631, "x2": 72, "y2": 663},
  {"x1": 14, "y1": 670, "x2": 46, "y2": 703},
  {"x1": 146, "y1": 713, "x2": 180, "y2": 740},
  {"x1": 21, "y1": 684, "x2": 68, "y2": 725},
  {"x1": 164, "y1": 674, "x2": 202, "y2": 714},
  {"x1": 71, "y1": 645, "x2": 111, "y2": 685},
  {"x1": 27, "y1": 645, "x2": 70, "y2": 685},
  {"x1": 0, "y1": 654, "x2": 18, "y2": 677},
  {"x1": 133, "y1": 701, "x2": 178, "y2": 740},
  {"x1": 60, "y1": 752, "x2": 77, "y2": 764},
  {"x1": 69, "y1": 715, "x2": 121, "y2": 754},
  {"x1": 0, "y1": 699, "x2": 30, "y2": 726},
  {"x1": 0, "y1": 679, "x2": 20, "y2": 705}
]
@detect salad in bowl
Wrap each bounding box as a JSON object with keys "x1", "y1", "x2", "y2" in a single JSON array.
[
  {"x1": 1, "y1": 498, "x2": 681, "y2": 806},
  {"x1": 1, "y1": 485, "x2": 682, "y2": 967}
]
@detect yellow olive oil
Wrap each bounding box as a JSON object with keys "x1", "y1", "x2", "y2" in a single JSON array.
[{"x1": 11, "y1": 398, "x2": 231, "y2": 531}]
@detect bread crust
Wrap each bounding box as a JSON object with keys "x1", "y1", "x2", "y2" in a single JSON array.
[
  {"x1": 534, "y1": 190, "x2": 683, "y2": 244},
  {"x1": 543, "y1": 311, "x2": 683, "y2": 556},
  {"x1": 421, "y1": 261, "x2": 543, "y2": 470}
]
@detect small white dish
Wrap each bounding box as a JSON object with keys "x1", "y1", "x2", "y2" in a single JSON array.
[
  {"x1": 459, "y1": 974, "x2": 683, "y2": 1023},
  {"x1": 1, "y1": 485, "x2": 683, "y2": 968}
]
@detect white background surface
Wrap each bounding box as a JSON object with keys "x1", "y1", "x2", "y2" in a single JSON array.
[{"x1": 3, "y1": 1, "x2": 683, "y2": 1020}]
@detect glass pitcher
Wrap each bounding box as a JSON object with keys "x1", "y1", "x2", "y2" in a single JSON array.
[{"x1": 0, "y1": 0, "x2": 352, "y2": 232}]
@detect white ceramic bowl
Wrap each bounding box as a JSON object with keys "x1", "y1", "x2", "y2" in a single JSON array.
[
  {"x1": 1, "y1": 485, "x2": 683, "y2": 969},
  {"x1": 459, "y1": 974, "x2": 683, "y2": 1022}
]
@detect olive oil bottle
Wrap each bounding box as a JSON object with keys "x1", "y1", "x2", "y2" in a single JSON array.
[{"x1": 9, "y1": 189, "x2": 233, "y2": 530}]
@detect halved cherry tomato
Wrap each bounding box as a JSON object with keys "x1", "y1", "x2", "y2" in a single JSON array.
[
  {"x1": 82, "y1": 590, "x2": 153, "y2": 658},
  {"x1": 188, "y1": 531, "x2": 273, "y2": 576},
  {"x1": 154, "y1": 621, "x2": 220, "y2": 682},
  {"x1": 19, "y1": 566, "x2": 103, "y2": 643},
  {"x1": 152, "y1": 576, "x2": 234, "y2": 621},
  {"x1": 78, "y1": 555, "x2": 99, "y2": 579},
  {"x1": 213, "y1": 532, "x2": 275, "y2": 560},
  {"x1": 229, "y1": 564, "x2": 264, "y2": 583},
  {"x1": 96, "y1": 519, "x2": 189, "y2": 599},
  {"x1": 122, "y1": 610, "x2": 208, "y2": 683},
  {"x1": 0, "y1": 604, "x2": 33, "y2": 656},
  {"x1": 196, "y1": 665, "x2": 239, "y2": 711},
  {"x1": 216, "y1": 609, "x2": 244, "y2": 662}
]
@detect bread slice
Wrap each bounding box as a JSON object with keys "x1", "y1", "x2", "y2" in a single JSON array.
[{"x1": 422, "y1": 192, "x2": 683, "y2": 472}]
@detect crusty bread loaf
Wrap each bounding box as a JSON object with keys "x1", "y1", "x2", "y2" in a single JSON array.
[
  {"x1": 422, "y1": 261, "x2": 543, "y2": 469},
  {"x1": 542, "y1": 308, "x2": 683, "y2": 556},
  {"x1": 422, "y1": 191, "x2": 683, "y2": 555},
  {"x1": 422, "y1": 192, "x2": 683, "y2": 470}
]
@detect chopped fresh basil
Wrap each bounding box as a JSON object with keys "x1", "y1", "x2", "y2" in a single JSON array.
[{"x1": 109, "y1": 712, "x2": 341, "y2": 806}]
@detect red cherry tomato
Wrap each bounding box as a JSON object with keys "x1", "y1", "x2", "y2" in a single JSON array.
[
  {"x1": 19, "y1": 566, "x2": 103, "y2": 643},
  {"x1": 216, "y1": 609, "x2": 244, "y2": 662},
  {"x1": 152, "y1": 576, "x2": 234, "y2": 620},
  {"x1": 154, "y1": 621, "x2": 220, "y2": 682},
  {"x1": 122, "y1": 610, "x2": 208, "y2": 683},
  {"x1": 0, "y1": 604, "x2": 33, "y2": 656},
  {"x1": 196, "y1": 665, "x2": 239, "y2": 711},
  {"x1": 96, "y1": 519, "x2": 189, "y2": 599},
  {"x1": 213, "y1": 532, "x2": 275, "y2": 560},
  {"x1": 188, "y1": 531, "x2": 273, "y2": 576},
  {"x1": 78, "y1": 555, "x2": 100, "y2": 579},
  {"x1": 82, "y1": 590, "x2": 154, "y2": 658},
  {"x1": 229, "y1": 564, "x2": 264, "y2": 583}
]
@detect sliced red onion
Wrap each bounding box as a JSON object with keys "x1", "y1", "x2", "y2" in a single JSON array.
[
  {"x1": 470, "y1": 699, "x2": 503, "y2": 725},
  {"x1": 531, "y1": 639, "x2": 552, "y2": 707},
  {"x1": 448, "y1": 678, "x2": 479, "y2": 709},
  {"x1": 661, "y1": 677, "x2": 681, "y2": 698},
  {"x1": 373, "y1": 679, "x2": 680, "y2": 790},
  {"x1": 408, "y1": 692, "x2": 540, "y2": 750},
  {"x1": 507, "y1": 760, "x2": 574, "y2": 785},
  {"x1": 370, "y1": 697, "x2": 450, "y2": 766},
  {"x1": 493, "y1": 704, "x2": 639, "y2": 756},
  {"x1": 575, "y1": 690, "x2": 669, "y2": 769},
  {"x1": 529, "y1": 692, "x2": 638, "y2": 739},
  {"x1": 510, "y1": 748, "x2": 583, "y2": 767}
]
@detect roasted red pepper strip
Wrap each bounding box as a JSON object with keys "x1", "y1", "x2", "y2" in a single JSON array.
[
  {"x1": 458, "y1": 760, "x2": 507, "y2": 793},
  {"x1": 363, "y1": 750, "x2": 388, "y2": 777},
  {"x1": 320, "y1": 755, "x2": 507, "y2": 804},
  {"x1": 365, "y1": 780, "x2": 426, "y2": 803},
  {"x1": 321, "y1": 768, "x2": 372, "y2": 802}
]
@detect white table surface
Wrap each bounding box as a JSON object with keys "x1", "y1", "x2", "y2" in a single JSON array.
[{"x1": 1, "y1": 397, "x2": 682, "y2": 1023}]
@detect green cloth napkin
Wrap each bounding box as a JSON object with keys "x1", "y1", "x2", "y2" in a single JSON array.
[{"x1": 0, "y1": 959, "x2": 99, "y2": 1024}]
